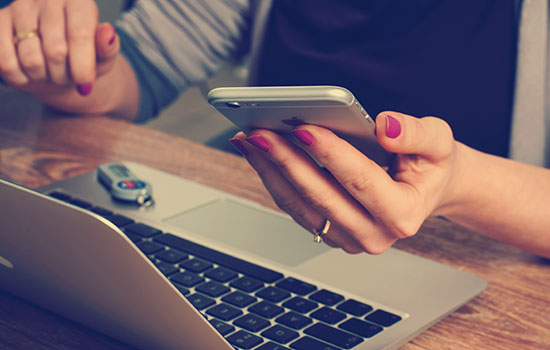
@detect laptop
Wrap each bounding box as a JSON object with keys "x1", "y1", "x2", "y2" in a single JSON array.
[{"x1": 0, "y1": 162, "x2": 486, "y2": 349}]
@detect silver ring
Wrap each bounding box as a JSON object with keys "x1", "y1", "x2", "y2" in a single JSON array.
[{"x1": 313, "y1": 218, "x2": 331, "y2": 243}]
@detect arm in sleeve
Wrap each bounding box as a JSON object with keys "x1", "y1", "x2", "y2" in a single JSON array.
[{"x1": 115, "y1": 0, "x2": 252, "y2": 122}]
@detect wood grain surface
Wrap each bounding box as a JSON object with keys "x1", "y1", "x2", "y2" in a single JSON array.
[{"x1": 0, "y1": 107, "x2": 548, "y2": 350}]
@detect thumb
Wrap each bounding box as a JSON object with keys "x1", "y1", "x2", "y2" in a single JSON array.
[
  {"x1": 376, "y1": 111, "x2": 455, "y2": 160},
  {"x1": 95, "y1": 22, "x2": 120, "y2": 75}
]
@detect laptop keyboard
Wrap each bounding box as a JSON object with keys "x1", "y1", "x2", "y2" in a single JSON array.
[{"x1": 49, "y1": 191, "x2": 402, "y2": 350}]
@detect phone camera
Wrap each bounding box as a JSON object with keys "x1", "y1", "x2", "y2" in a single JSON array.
[{"x1": 225, "y1": 102, "x2": 241, "y2": 108}]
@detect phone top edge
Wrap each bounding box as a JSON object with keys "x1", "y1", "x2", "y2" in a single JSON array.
[{"x1": 207, "y1": 85, "x2": 355, "y2": 106}]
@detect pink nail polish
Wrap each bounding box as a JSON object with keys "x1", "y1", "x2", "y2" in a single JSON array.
[
  {"x1": 246, "y1": 135, "x2": 270, "y2": 152},
  {"x1": 229, "y1": 138, "x2": 249, "y2": 156},
  {"x1": 109, "y1": 34, "x2": 116, "y2": 45},
  {"x1": 76, "y1": 84, "x2": 92, "y2": 96},
  {"x1": 292, "y1": 129, "x2": 314, "y2": 146},
  {"x1": 386, "y1": 115, "x2": 401, "y2": 138}
]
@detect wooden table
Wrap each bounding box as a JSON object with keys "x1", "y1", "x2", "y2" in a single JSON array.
[{"x1": 0, "y1": 97, "x2": 548, "y2": 350}]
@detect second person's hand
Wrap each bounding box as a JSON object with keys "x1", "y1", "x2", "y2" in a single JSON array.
[{"x1": 0, "y1": 0, "x2": 119, "y2": 97}]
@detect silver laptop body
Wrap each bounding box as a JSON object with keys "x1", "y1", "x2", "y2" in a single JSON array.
[{"x1": 0, "y1": 162, "x2": 487, "y2": 349}]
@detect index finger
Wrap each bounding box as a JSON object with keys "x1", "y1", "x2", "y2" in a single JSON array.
[{"x1": 65, "y1": 0, "x2": 98, "y2": 85}]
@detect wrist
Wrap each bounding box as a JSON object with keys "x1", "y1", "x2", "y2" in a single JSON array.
[{"x1": 431, "y1": 141, "x2": 475, "y2": 218}]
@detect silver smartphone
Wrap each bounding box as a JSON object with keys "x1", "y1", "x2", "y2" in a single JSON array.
[{"x1": 207, "y1": 85, "x2": 392, "y2": 166}]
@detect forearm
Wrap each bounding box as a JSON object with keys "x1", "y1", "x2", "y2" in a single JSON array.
[
  {"x1": 440, "y1": 142, "x2": 550, "y2": 257},
  {"x1": 32, "y1": 55, "x2": 139, "y2": 121}
]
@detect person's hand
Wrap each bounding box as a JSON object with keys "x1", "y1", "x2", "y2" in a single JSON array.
[
  {"x1": 0, "y1": 0, "x2": 120, "y2": 97},
  {"x1": 230, "y1": 112, "x2": 461, "y2": 254}
]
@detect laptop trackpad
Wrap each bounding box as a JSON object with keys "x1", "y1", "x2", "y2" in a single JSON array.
[{"x1": 163, "y1": 198, "x2": 329, "y2": 267}]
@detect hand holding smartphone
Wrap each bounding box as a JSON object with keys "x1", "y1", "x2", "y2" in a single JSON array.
[{"x1": 207, "y1": 85, "x2": 392, "y2": 167}]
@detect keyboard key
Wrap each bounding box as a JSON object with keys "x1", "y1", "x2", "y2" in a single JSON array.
[
  {"x1": 290, "y1": 336, "x2": 339, "y2": 350},
  {"x1": 336, "y1": 299, "x2": 373, "y2": 317},
  {"x1": 90, "y1": 206, "x2": 113, "y2": 217},
  {"x1": 206, "y1": 303, "x2": 243, "y2": 321},
  {"x1": 124, "y1": 223, "x2": 162, "y2": 238},
  {"x1": 186, "y1": 293, "x2": 216, "y2": 310},
  {"x1": 106, "y1": 213, "x2": 134, "y2": 227},
  {"x1": 261, "y1": 325, "x2": 299, "y2": 344},
  {"x1": 257, "y1": 341, "x2": 290, "y2": 350},
  {"x1": 365, "y1": 309, "x2": 401, "y2": 327},
  {"x1": 124, "y1": 232, "x2": 143, "y2": 243},
  {"x1": 170, "y1": 271, "x2": 204, "y2": 287},
  {"x1": 153, "y1": 261, "x2": 179, "y2": 276},
  {"x1": 276, "y1": 277, "x2": 316, "y2": 296},
  {"x1": 226, "y1": 330, "x2": 263, "y2": 349},
  {"x1": 204, "y1": 267, "x2": 238, "y2": 282},
  {"x1": 196, "y1": 281, "x2": 230, "y2": 298},
  {"x1": 155, "y1": 249, "x2": 188, "y2": 264},
  {"x1": 230, "y1": 276, "x2": 264, "y2": 293},
  {"x1": 309, "y1": 289, "x2": 344, "y2": 306},
  {"x1": 304, "y1": 323, "x2": 363, "y2": 349},
  {"x1": 155, "y1": 234, "x2": 284, "y2": 283},
  {"x1": 339, "y1": 318, "x2": 383, "y2": 338},
  {"x1": 173, "y1": 283, "x2": 190, "y2": 296},
  {"x1": 249, "y1": 301, "x2": 284, "y2": 319},
  {"x1": 222, "y1": 291, "x2": 257, "y2": 308},
  {"x1": 310, "y1": 307, "x2": 346, "y2": 325},
  {"x1": 180, "y1": 258, "x2": 213, "y2": 273},
  {"x1": 282, "y1": 297, "x2": 317, "y2": 314},
  {"x1": 69, "y1": 198, "x2": 92, "y2": 209},
  {"x1": 233, "y1": 314, "x2": 270, "y2": 332},
  {"x1": 136, "y1": 241, "x2": 164, "y2": 255},
  {"x1": 276, "y1": 312, "x2": 313, "y2": 330},
  {"x1": 257, "y1": 287, "x2": 291, "y2": 303},
  {"x1": 210, "y1": 318, "x2": 235, "y2": 336},
  {"x1": 48, "y1": 191, "x2": 72, "y2": 201}
]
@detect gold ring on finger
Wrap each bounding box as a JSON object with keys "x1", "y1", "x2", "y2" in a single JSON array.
[
  {"x1": 14, "y1": 29, "x2": 39, "y2": 45},
  {"x1": 313, "y1": 218, "x2": 331, "y2": 243}
]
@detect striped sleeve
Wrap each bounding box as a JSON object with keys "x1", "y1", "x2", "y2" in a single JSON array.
[{"x1": 116, "y1": 0, "x2": 252, "y2": 122}]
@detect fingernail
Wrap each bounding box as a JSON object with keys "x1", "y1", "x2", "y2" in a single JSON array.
[
  {"x1": 246, "y1": 135, "x2": 270, "y2": 152},
  {"x1": 386, "y1": 115, "x2": 401, "y2": 138},
  {"x1": 292, "y1": 129, "x2": 314, "y2": 146},
  {"x1": 229, "y1": 138, "x2": 249, "y2": 156},
  {"x1": 76, "y1": 84, "x2": 93, "y2": 96},
  {"x1": 109, "y1": 34, "x2": 116, "y2": 45}
]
